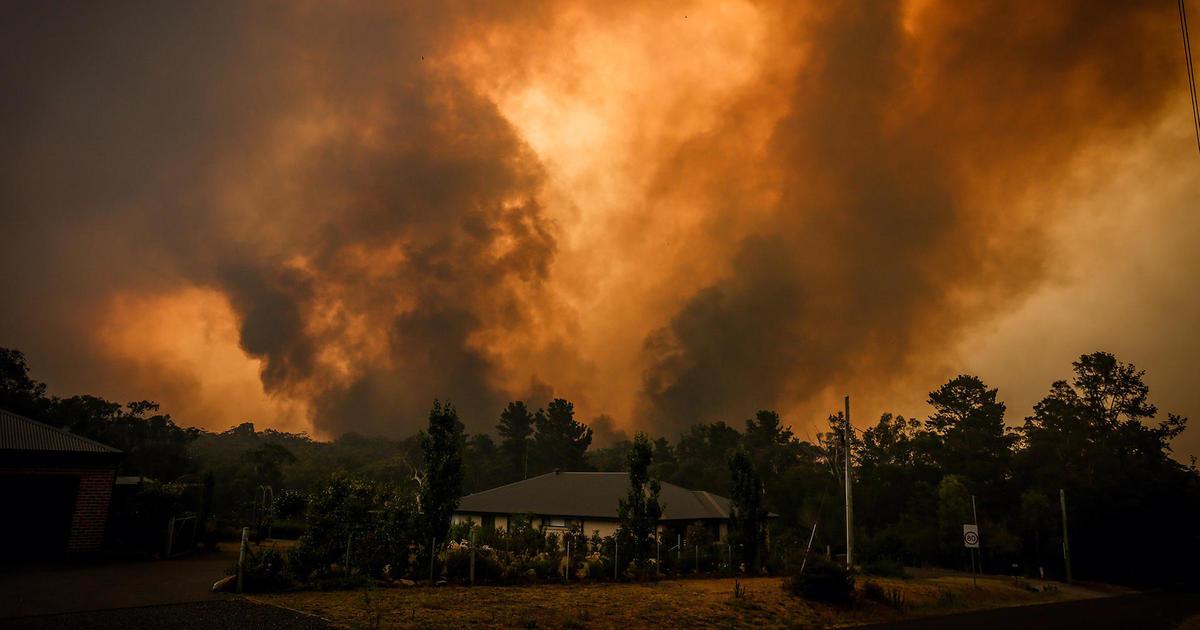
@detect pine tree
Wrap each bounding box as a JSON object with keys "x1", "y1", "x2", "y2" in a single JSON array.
[
  {"x1": 531, "y1": 398, "x2": 593, "y2": 473},
  {"x1": 419, "y1": 400, "x2": 465, "y2": 546},
  {"x1": 728, "y1": 447, "x2": 768, "y2": 571},
  {"x1": 496, "y1": 401, "x2": 535, "y2": 481},
  {"x1": 618, "y1": 433, "x2": 662, "y2": 570}
]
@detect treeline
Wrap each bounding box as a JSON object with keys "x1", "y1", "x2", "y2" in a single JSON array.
[{"x1": 2, "y1": 348, "x2": 1197, "y2": 584}]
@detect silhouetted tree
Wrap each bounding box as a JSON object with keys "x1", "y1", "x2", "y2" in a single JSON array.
[
  {"x1": 0, "y1": 348, "x2": 47, "y2": 418},
  {"x1": 1017, "y1": 351, "x2": 1195, "y2": 583},
  {"x1": 418, "y1": 400, "x2": 464, "y2": 545},
  {"x1": 729, "y1": 447, "x2": 768, "y2": 571},
  {"x1": 531, "y1": 398, "x2": 592, "y2": 473},
  {"x1": 923, "y1": 375, "x2": 1016, "y2": 493},
  {"x1": 244, "y1": 442, "x2": 296, "y2": 490},
  {"x1": 463, "y1": 433, "x2": 504, "y2": 493},
  {"x1": 618, "y1": 433, "x2": 662, "y2": 569},
  {"x1": 496, "y1": 401, "x2": 535, "y2": 481}
]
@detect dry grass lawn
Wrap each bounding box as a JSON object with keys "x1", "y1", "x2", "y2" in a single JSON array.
[{"x1": 253, "y1": 573, "x2": 1091, "y2": 629}]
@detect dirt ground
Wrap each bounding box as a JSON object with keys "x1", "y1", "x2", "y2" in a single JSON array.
[{"x1": 253, "y1": 573, "x2": 1104, "y2": 629}]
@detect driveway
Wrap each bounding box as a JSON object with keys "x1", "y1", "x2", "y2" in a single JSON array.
[
  {"x1": 0, "y1": 551, "x2": 334, "y2": 629},
  {"x1": 0, "y1": 552, "x2": 235, "y2": 618}
]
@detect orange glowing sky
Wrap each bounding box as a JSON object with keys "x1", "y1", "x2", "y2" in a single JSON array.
[{"x1": 2, "y1": 1, "x2": 1198, "y2": 456}]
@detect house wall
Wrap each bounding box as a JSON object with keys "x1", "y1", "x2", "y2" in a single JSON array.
[
  {"x1": 450, "y1": 513, "x2": 729, "y2": 542},
  {"x1": 453, "y1": 512, "x2": 624, "y2": 538},
  {"x1": 0, "y1": 463, "x2": 116, "y2": 552}
]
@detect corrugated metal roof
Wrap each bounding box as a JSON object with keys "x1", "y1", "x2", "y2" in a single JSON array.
[
  {"x1": 456, "y1": 471, "x2": 733, "y2": 521},
  {"x1": 0, "y1": 408, "x2": 122, "y2": 454}
]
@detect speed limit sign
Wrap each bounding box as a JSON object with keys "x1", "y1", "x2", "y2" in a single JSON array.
[{"x1": 963, "y1": 524, "x2": 980, "y2": 548}]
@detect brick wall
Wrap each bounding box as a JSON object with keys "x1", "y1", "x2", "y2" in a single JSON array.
[{"x1": 0, "y1": 464, "x2": 116, "y2": 552}]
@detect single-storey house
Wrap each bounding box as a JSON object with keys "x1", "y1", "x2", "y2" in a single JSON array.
[
  {"x1": 452, "y1": 471, "x2": 737, "y2": 540},
  {"x1": 0, "y1": 408, "x2": 122, "y2": 557}
]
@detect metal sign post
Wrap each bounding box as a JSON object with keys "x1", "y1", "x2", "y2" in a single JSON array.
[{"x1": 963, "y1": 524, "x2": 980, "y2": 588}]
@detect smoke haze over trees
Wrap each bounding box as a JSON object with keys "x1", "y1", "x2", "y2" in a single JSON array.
[{"x1": 2, "y1": 346, "x2": 1195, "y2": 585}]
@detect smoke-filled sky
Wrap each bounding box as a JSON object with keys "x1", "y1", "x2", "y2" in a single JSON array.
[{"x1": 3, "y1": 1, "x2": 1198, "y2": 455}]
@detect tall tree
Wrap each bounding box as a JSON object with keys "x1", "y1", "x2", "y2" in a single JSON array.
[
  {"x1": 617, "y1": 433, "x2": 662, "y2": 569},
  {"x1": 418, "y1": 400, "x2": 465, "y2": 545},
  {"x1": 673, "y1": 421, "x2": 742, "y2": 495},
  {"x1": 531, "y1": 398, "x2": 593, "y2": 473},
  {"x1": 463, "y1": 433, "x2": 504, "y2": 493},
  {"x1": 243, "y1": 442, "x2": 296, "y2": 490},
  {"x1": 496, "y1": 401, "x2": 535, "y2": 481},
  {"x1": 923, "y1": 375, "x2": 1016, "y2": 491},
  {"x1": 0, "y1": 348, "x2": 48, "y2": 418},
  {"x1": 1018, "y1": 351, "x2": 1195, "y2": 584},
  {"x1": 728, "y1": 447, "x2": 768, "y2": 571},
  {"x1": 744, "y1": 410, "x2": 795, "y2": 474}
]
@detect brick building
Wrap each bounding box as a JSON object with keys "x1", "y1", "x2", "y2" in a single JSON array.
[{"x1": 0, "y1": 408, "x2": 122, "y2": 558}]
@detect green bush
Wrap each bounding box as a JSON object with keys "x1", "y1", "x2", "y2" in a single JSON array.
[
  {"x1": 273, "y1": 489, "x2": 310, "y2": 520},
  {"x1": 291, "y1": 472, "x2": 418, "y2": 580},
  {"x1": 783, "y1": 558, "x2": 855, "y2": 606}
]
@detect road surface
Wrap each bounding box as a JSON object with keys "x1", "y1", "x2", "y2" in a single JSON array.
[{"x1": 854, "y1": 590, "x2": 1200, "y2": 630}]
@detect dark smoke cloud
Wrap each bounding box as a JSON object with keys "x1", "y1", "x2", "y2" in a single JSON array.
[
  {"x1": 588, "y1": 414, "x2": 630, "y2": 448},
  {"x1": 0, "y1": 1, "x2": 555, "y2": 436},
  {"x1": 0, "y1": 1, "x2": 1190, "y2": 443},
  {"x1": 638, "y1": 0, "x2": 1181, "y2": 431}
]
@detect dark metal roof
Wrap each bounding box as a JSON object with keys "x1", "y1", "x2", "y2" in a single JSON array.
[
  {"x1": 0, "y1": 408, "x2": 122, "y2": 454},
  {"x1": 456, "y1": 471, "x2": 733, "y2": 521}
]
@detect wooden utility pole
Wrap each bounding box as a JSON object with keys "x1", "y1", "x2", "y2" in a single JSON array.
[
  {"x1": 1060, "y1": 489, "x2": 1072, "y2": 584},
  {"x1": 844, "y1": 395, "x2": 853, "y2": 569}
]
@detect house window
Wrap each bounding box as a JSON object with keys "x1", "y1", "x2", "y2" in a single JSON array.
[
  {"x1": 546, "y1": 517, "x2": 567, "y2": 528},
  {"x1": 482, "y1": 514, "x2": 495, "y2": 528}
]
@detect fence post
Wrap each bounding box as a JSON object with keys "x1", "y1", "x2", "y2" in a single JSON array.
[
  {"x1": 614, "y1": 537, "x2": 619, "y2": 581},
  {"x1": 656, "y1": 534, "x2": 660, "y2": 576},
  {"x1": 695, "y1": 543, "x2": 699, "y2": 573},
  {"x1": 164, "y1": 516, "x2": 176, "y2": 560},
  {"x1": 429, "y1": 538, "x2": 436, "y2": 582},
  {"x1": 237, "y1": 526, "x2": 248, "y2": 594},
  {"x1": 565, "y1": 540, "x2": 570, "y2": 583},
  {"x1": 470, "y1": 529, "x2": 476, "y2": 585},
  {"x1": 345, "y1": 531, "x2": 353, "y2": 571}
]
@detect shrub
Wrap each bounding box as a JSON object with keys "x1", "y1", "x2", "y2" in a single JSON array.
[
  {"x1": 862, "y1": 580, "x2": 907, "y2": 609},
  {"x1": 582, "y1": 558, "x2": 607, "y2": 580},
  {"x1": 269, "y1": 519, "x2": 306, "y2": 540},
  {"x1": 231, "y1": 547, "x2": 292, "y2": 592},
  {"x1": 862, "y1": 558, "x2": 906, "y2": 578},
  {"x1": 783, "y1": 558, "x2": 855, "y2": 606},
  {"x1": 274, "y1": 489, "x2": 310, "y2": 520}
]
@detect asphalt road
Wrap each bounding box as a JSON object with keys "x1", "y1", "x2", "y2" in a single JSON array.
[
  {"x1": 854, "y1": 590, "x2": 1200, "y2": 630},
  {"x1": 0, "y1": 600, "x2": 333, "y2": 630}
]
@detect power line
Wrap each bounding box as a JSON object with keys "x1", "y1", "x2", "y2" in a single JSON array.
[{"x1": 1182, "y1": 0, "x2": 1200, "y2": 155}]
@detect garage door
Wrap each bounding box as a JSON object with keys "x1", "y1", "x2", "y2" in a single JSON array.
[{"x1": 0, "y1": 473, "x2": 80, "y2": 560}]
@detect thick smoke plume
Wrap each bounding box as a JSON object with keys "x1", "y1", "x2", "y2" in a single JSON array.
[
  {"x1": 0, "y1": 1, "x2": 1192, "y2": 440},
  {"x1": 637, "y1": 0, "x2": 1181, "y2": 431}
]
